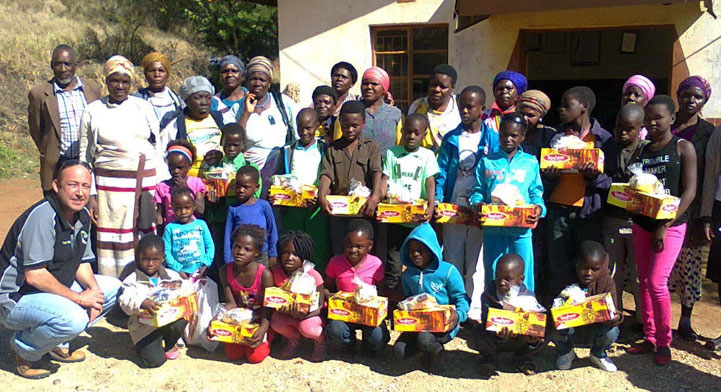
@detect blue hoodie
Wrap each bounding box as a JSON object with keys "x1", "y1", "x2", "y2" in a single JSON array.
[{"x1": 400, "y1": 223, "x2": 470, "y2": 338}]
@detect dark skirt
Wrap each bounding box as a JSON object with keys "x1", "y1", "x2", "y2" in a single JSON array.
[{"x1": 707, "y1": 200, "x2": 721, "y2": 283}]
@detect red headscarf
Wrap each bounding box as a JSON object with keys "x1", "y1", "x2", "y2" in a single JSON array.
[{"x1": 362, "y1": 67, "x2": 394, "y2": 105}]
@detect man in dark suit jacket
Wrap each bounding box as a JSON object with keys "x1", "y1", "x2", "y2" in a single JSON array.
[{"x1": 28, "y1": 44, "x2": 101, "y2": 195}]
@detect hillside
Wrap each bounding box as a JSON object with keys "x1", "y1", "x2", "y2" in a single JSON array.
[{"x1": 0, "y1": 0, "x2": 210, "y2": 179}]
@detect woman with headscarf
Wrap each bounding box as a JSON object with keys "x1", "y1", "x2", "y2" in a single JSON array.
[
  {"x1": 332, "y1": 66, "x2": 402, "y2": 155},
  {"x1": 79, "y1": 55, "x2": 162, "y2": 277},
  {"x1": 621, "y1": 74, "x2": 656, "y2": 139},
  {"x1": 667, "y1": 75, "x2": 715, "y2": 342},
  {"x1": 517, "y1": 89, "x2": 556, "y2": 160},
  {"x1": 484, "y1": 70, "x2": 528, "y2": 133},
  {"x1": 237, "y1": 56, "x2": 299, "y2": 194},
  {"x1": 135, "y1": 52, "x2": 184, "y2": 122},
  {"x1": 406, "y1": 64, "x2": 461, "y2": 152},
  {"x1": 212, "y1": 55, "x2": 247, "y2": 124}
]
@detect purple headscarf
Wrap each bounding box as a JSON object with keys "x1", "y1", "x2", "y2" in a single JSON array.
[
  {"x1": 493, "y1": 71, "x2": 528, "y2": 94},
  {"x1": 677, "y1": 75, "x2": 712, "y2": 102}
]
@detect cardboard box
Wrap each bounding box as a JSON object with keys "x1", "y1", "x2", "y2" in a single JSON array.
[
  {"x1": 208, "y1": 320, "x2": 260, "y2": 344},
  {"x1": 607, "y1": 183, "x2": 633, "y2": 209},
  {"x1": 481, "y1": 204, "x2": 538, "y2": 228},
  {"x1": 376, "y1": 201, "x2": 428, "y2": 224},
  {"x1": 606, "y1": 183, "x2": 680, "y2": 220},
  {"x1": 326, "y1": 195, "x2": 367, "y2": 216},
  {"x1": 204, "y1": 178, "x2": 231, "y2": 198},
  {"x1": 263, "y1": 287, "x2": 320, "y2": 314},
  {"x1": 393, "y1": 305, "x2": 455, "y2": 332},
  {"x1": 138, "y1": 292, "x2": 198, "y2": 327},
  {"x1": 269, "y1": 185, "x2": 318, "y2": 208},
  {"x1": 551, "y1": 292, "x2": 616, "y2": 330},
  {"x1": 434, "y1": 203, "x2": 475, "y2": 225},
  {"x1": 485, "y1": 308, "x2": 547, "y2": 337},
  {"x1": 540, "y1": 148, "x2": 605, "y2": 173},
  {"x1": 327, "y1": 292, "x2": 388, "y2": 327}
]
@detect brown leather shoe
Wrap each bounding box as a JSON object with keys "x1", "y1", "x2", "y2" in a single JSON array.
[
  {"x1": 10, "y1": 344, "x2": 51, "y2": 379},
  {"x1": 49, "y1": 347, "x2": 86, "y2": 363}
]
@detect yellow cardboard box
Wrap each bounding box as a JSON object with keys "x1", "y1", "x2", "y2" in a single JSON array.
[
  {"x1": 540, "y1": 148, "x2": 605, "y2": 173},
  {"x1": 481, "y1": 204, "x2": 538, "y2": 228},
  {"x1": 551, "y1": 292, "x2": 616, "y2": 330},
  {"x1": 434, "y1": 203, "x2": 475, "y2": 225},
  {"x1": 204, "y1": 178, "x2": 231, "y2": 198},
  {"x1": 607, "y1": 183, "x2": 633, "y2": 209},
  {"x1": 607, "y1": 183, "x2": 680, "y2": 219},
  {"x1": 263, "y1": 287, "x2": 320, "y2": 314},
  {"x1": 208, "y1": 320, "x2": 259, "y2": 344},
  {"x1": 485, "y1": 308, "x2": 547, "y2": 337},
  {"x1": 328, "y1": 292, "x2": 388, "y2": 327},
  {"x1": 138, "y1": 292, "x2": 198, "y2": 327},
  {"x1": 393, "y1": 305, "x2": 455, "y2": 333},
  {"x1": 376, "y1": 201, "x2": 428, "y2": 224},
  {"x1": 269, "y1": 185, "x2": 318, "y2": 207},
  {"x1": 326, "y1": 195, "x2": 367, "y2": 216}
]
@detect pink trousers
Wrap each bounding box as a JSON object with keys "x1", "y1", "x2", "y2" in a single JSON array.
[
  {"x1": 632, "y1": 223, "x2": 686, "y2": 347},
  {"x1": 270, "y1": 312, "x2": 324, "y2": 343}
]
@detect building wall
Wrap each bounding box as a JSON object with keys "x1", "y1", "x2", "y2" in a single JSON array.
[{"x1": 278, "y1": 0, "x2": 721, "y2": 117}]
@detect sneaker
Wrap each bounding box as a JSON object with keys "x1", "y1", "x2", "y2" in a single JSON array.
[
  {"x1": 49, "y1": 347, "x2": 86, "y2": 363},
  {"x1": 589, "y1": 354, "x2": 617, "y2": 372},
  {"x1": 628, "y1": 340, "x2": 655, "y2": 355},
  {"x1": 10, "y1": 343, "x2": 51, "y2": 379},
  {"x1": 310, "y1": 340, "x2": 327, "y2": 362},
  {"x1": 653, "y1": 346, "x2": 672, "y2": 366},
  {"x1": 676, "y1": 325, "x2": 698, "y2": 342},
  {"x1": 280, "y1": 338, "x2": 301, "y2": 359},
  {"x1": 176, "y1": 337, "x2": 186, "y2": 348},
  {"x1": 556, "y1": 350, "x2": 576, "y2": 370}
]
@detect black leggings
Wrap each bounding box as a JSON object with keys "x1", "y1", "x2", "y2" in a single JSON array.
[
  {"x1": 135, "y1": 319, "x2": 187, "y2": 368},
  {"x1": 393, "y1": 331, "x2": 452, "y2": 358}
]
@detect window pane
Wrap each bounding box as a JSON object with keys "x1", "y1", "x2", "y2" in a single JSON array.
[
  {"x1": 395, "y1": 100, "x2": 409, "y2": 114},
  {"x1": 412, "y1": 26, "x2": 448, "y2": 50},
  {"x1": 390, "y1": 77, "x2": 408, "y2": 102},
  {"x1": 413, "y1": 53, "x2": 448, "y2": 76},
  {"x1": 377, "y1": 54, "x2": 407, "y2": 77},
  {"x1": 412, "y1": 78, "x2": 427, "y2": 102},
  {"x1": 376, "y1": 29, "x2": 407, "y2": 52}
]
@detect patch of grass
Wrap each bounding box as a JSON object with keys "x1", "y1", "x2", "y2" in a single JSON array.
[{"x1": 0, "y1": 131, "x2": 39, "y2": 179}]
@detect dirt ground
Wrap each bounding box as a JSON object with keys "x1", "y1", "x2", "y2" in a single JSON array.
[{"x1": 1, "y1": 178, "x2": 720, "y2": 391}]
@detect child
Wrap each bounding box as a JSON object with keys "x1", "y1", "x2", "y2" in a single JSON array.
[
  {"x1": 154, "y1": 140, "x2": 206, "y2": 226},
  {"x1": 381, "y1": 113, "x2": 439, "y2": 292},
  {"x1": 602, "y1": 104, "x2": 647, "y2": 323},
  {"x1": 224, "y1": 165, "x2": 278, "y2": 267},
  {"x1": 542, "y1": 86, "x2": 612, "y2": 303},
  {"x1": 436, "y1": 85, "x2": 498, "y2": 317},
  {"x1": 393, "y1": 222, "x2": 468, "y2": 371},
  {"x1": 474, "y1": 254, "x2": 543, "y2": 378},
  {"x1": 272, "y1": 108, "x2": 330, "y2": 270},
  {"x1": 162, "y1": 187, "x2": 214, "y2": 279},
  {"x1": 484, "y1": 71, "x2": 527, "y2": 133},
  {"x1": 554, "y1": 241, "x2": 622, "y2": 372},
  {"x1": 628, "y1": 95, "x2": 696, "y2": 365},
  {"x1": 325, "y1": 219, "x2": 389, "y2": 355},
  {"x1": 204, "y1": 124, "x2": 261, "y2": 279},
  {"x1": 222, "y1": 224, "x2": 274, "y2": 363},
  {"x1": 319, "y1": 101, "x2": 383, "y2": 256},
  {"x1": 270, "y1": 231, "x2": 326, "y2": 361},
  {"x1": 119, "y1": 235, "x2": 187, "y2": 368},
  {"x1": 470, "y1": 112, "x2": 544, "y2": 293}
]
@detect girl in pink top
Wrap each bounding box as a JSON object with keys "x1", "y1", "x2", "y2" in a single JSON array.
[
  {"x1": 222, "y1": 224, "x2": 273, "y2": 363},
  {"x1": 154, "y1": 140, "x2": 206, "y2": 224},
  {"x1": 270, "y1": 231, "x2": 326, "y2": 361}
]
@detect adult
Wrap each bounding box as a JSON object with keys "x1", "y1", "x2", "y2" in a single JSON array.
[
  {"x1": 28, "y1": 44, "x2": 101, "y2": 196},
  {"x1": 700, "y1": 123, "x2": 721, "y2": 351},
  {"x1": 406, "y1": 64, "x2": 461, "y2": 152},
  {"x1": 330, "y1": 61, "x2": 360, "y2": 116},
  {"x1": 517, "y1": 89, "x2": 556, "y2": 160},
  {"x1": 0, "y1": 161, "x2": 121, "y2": 379},
  {"x1": 159, "y1": 76, "x2": 224, "y2": 178},
  {"x1": 237, "y1": 56, "x2": 298, "y2": 193},
  {"x1": 312, "y1": 85, "x2": 338, "y2": 143},
  {"x1": 667, "y1": 76, "x2": 715, "y2": 341},
  {"x1": 212, "y1": 55, "x2": 247, "y2": 124},
  {"x1": 484, "y1": 70, "x2": 527, "y2": 133},
  {"x1": 135, "y1": 52, "x2": 184, "y2": 121},
  {"x1": 621, "y1": 74, "x2": 656, "y2": 139},
  {"x1": 79, "y1": 55, "x2": 162, "y2": 277}
]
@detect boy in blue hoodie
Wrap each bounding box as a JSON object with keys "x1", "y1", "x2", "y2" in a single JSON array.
[
  {"x1": 393, "y1": 222, "x2": 469, "y2": 371},
  {"x1": 435, "y1": 86, "x2": 498, "y2": 305},
  {"x1": 469, "y1": 113, "x2": 545, "y2": 300}
]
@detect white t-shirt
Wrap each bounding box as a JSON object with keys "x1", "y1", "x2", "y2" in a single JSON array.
[
  {"x1": 290, "y1": 142, "x2": 322, "y2": 186},
  {"x1": 450, "y1": 130, "x2": 482, "y2": 207},
  {"x1": 241, "y1": 94, "x2": 298, "y2": 169}
]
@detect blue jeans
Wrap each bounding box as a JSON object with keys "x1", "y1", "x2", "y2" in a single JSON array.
[
  {"x1": 553, "y1": 324, "x2": 619, "y2": 358},
  {"x1": 325, "y1": 319, "x2": 389, "y2": 353},
  {"x1": 1, "y1": 274, "x2": 121, "y2": 361}
]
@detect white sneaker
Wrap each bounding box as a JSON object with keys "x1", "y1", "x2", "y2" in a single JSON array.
[
  {"x1": 589, "y1": 353, "x2": 617, "y2": 372},
  {"x1": 556, "y1": 350, "x2": 576, "y2": 370}
]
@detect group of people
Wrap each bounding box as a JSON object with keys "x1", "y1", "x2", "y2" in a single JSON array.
[{"x1": 1, "y1": 42, "x2": 720, "y2": 380}]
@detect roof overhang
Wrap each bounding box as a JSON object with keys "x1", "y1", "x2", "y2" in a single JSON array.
[{"x1": 456, "y1": 0, "x2": 694, "y2": 17}]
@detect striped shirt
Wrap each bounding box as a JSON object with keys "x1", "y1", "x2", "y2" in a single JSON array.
[{"x1": 54, "y1": 77, "x2": 88, "y2": 158}]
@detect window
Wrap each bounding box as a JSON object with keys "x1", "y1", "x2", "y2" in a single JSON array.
[{"x1": 372, "y1": 24, "x2": 448, "y2": 113}]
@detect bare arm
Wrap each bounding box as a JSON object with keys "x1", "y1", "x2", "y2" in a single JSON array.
[{"x1": 25, "y1": 266, "x2": 103, "y2": 311}]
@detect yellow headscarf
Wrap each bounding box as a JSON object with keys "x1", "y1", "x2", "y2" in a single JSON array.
[{"x1": 141, "y1": 52, "x2": 171, "y2": 74}]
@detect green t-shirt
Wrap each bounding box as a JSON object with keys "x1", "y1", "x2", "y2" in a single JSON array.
[{"x1": 382, "y1": 145, "x2": 440, "y2": 200}]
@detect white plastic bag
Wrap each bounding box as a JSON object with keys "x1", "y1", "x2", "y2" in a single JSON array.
[
  {"x1": 387, "y1": 181, "x2": 414, "y2": 204},
  {"x1": 552, "y1": 284, "x2": 587, "y2": 308},
  {"x1": 353, "y1": 276, "x2": 377, "y2": 304},
  {"x1": 551, "y1": 135, "x2": 589, "y2": 150},
  {"x1": 349, "y1": 178, "x2": 371, "y2": 198},
  {"x1": 628, "y1": 163, "x2": 665, "y2": 194},
  {"x1": 182, "y1": 276, "x2": 219, "y2": 351},
  {"x1": 491, "y1": 183, "x2": 525, "y2": 206},
  {"x1": 271, "y1": 174, "x2": 302, "y2": 193},
  {"x1": 288, "y1": 261, "x2": 317, "y2": 295},
  {"x1": 398, "y1": 293, "x2": 438, "y2": 310}
]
